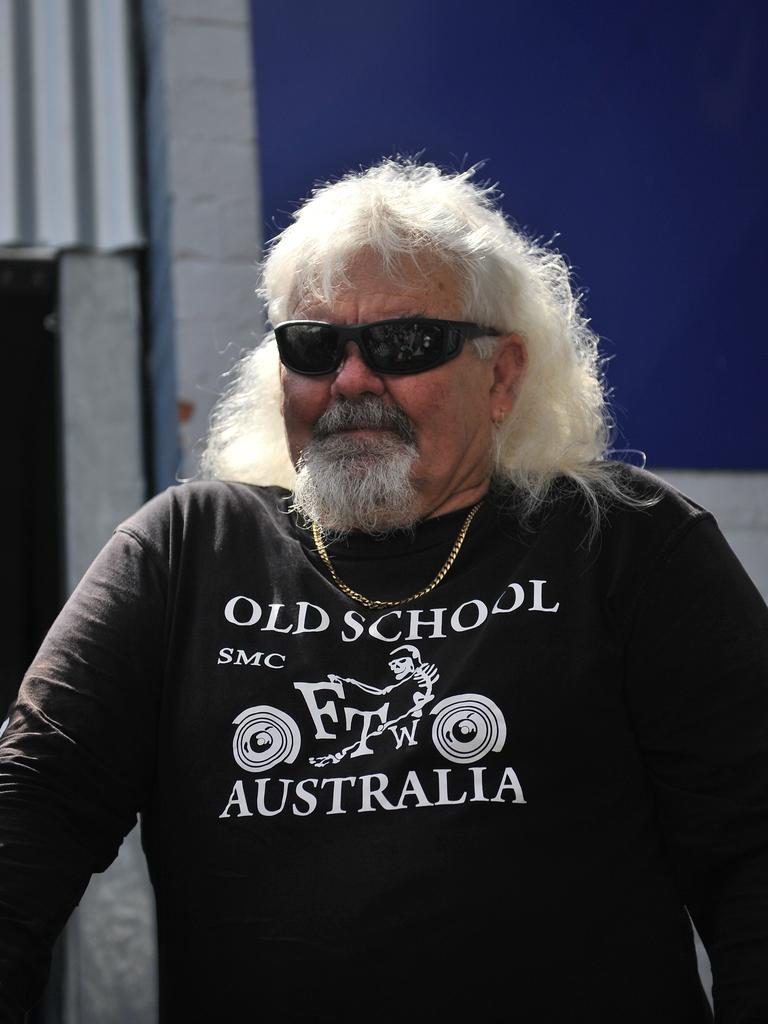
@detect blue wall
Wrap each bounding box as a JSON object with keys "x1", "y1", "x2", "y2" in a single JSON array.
[{"x1": 250, "y1": 0, "x2": 766, "y2": 468}]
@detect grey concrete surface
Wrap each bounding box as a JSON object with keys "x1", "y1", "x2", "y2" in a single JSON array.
[
  {"x1": 59, "y1": 252, "x2": 145, "y2": 589},
  {"x1": 59, "y1": 250, "x2": 155, "y2": 1023},
  {"x1": 66, "y1": 828, "x2": 157, "y2": 1024}
]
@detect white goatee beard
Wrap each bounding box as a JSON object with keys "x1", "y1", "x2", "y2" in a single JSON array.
[{"x1": 291, "y1": 396, "x2": 420, "y2": 535}]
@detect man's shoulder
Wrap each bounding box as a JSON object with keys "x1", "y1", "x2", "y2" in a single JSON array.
[
  {"x1": 163, "y1": 479, "x2": 291, "y2": 517},
  {"x1": 584, "y1": 463, "x2": 719, "y2": 589},
  {"x1": 602, "y1": 463, "x2": 712, "y2": 533},
  {"x1": 502, "y1": 463, "x2": 711, "y2": 537},
  {"x1": 505, "y1": 462, "x2": 717, "y2": 566},
  {"x1": 116, "y1": 480, "x2": 293, "y2": 553}
]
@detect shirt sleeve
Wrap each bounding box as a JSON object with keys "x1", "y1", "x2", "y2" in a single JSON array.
[
  {"x1": 623, "y1": 514, "x2": 768, "y2": 1024},
  {"x1": 0, "y1": 526, "x2": 166, "y2": 1020}
]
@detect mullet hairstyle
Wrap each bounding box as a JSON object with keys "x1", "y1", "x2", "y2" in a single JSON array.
[{"x1": 201, "y1": 158, "x2": 652, "y2": 531}]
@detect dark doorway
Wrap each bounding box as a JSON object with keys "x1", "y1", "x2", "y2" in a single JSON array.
[
  {"x1": 0, "y1": 257, "x2": 62, "y2": 718},
  {"x1": 0, "y1": 257, "x2": 64, "y2": 1023}
]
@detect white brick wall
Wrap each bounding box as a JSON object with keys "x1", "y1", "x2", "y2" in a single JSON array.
[{"x1": 156, "y1": 0, "x2": 262, "y2": 476}]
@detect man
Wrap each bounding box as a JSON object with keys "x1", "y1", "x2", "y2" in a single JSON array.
[{"x1": 1, "y1": 159, "x2": 767, "y2": 1022}]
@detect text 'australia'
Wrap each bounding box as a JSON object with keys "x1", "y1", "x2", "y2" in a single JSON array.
[{"x1": 219, "y1": 765, "x2": 527, "y2": 819}]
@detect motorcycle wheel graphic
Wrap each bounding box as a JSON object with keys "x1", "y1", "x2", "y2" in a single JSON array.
[
  {"x1": 232, "y1": 705, "x2": 301, "y2": 772},
  {"x1": 430, "y1": 693, "x2": 506, "y2": 764}
]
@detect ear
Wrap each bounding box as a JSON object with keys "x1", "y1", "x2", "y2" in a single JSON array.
[{"x1": 489, "y1": 334, "x2": 527, "y2": 423}]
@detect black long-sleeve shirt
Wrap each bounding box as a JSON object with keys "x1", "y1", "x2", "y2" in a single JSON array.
[{"x1": 1, "y1": 469, "x2": 767, "y2": 1021}]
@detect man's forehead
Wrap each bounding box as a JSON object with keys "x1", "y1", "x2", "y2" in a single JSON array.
[
  {"x1": 295, "y1": 305, "x2": 431, "y2": 324},
  {"x1": 291, "y1": 250, "x2": 464, "y2": 322}
]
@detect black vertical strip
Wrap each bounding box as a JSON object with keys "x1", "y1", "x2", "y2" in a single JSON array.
[
  {"x1": 131, "y1": 0, "x2": 155, "y2": 499},
  {"x1": 13, "y1": 0, "x2": 35, "y2": 242},
  {"x1": 70, "y1": 0, "x2": 95, "y2": 246}
]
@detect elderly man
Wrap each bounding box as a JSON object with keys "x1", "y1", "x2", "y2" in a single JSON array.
[{"x1": 1, "y1": 159, "x2": 767, "y2": 1023}]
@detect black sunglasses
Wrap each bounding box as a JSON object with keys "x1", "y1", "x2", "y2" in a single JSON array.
[{"x1": 273, "y1": 318, "x2": 500, "y2": 376}]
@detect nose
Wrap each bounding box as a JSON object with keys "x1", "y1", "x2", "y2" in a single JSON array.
[{"x1": 330, "y1": 341, "x2": 386, "y2": 399}]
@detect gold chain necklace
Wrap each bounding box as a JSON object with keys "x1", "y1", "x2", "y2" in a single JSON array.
[{"x1": 311, "y1": 502, "x2": 482, "y2": 609}]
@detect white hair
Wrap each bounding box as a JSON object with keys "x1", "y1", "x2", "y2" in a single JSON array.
[{"x1": 201, "y1": 158, "x2": 649, "y2": 527}]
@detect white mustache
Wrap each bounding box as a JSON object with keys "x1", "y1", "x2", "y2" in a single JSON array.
[{"x1": 314, "y1": 396, "x2": 416, "y2": 443}]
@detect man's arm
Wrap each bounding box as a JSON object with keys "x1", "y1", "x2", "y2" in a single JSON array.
[
  {"x1": 623, "y1": 515, "x2": 768, "y2": 1023},
  {"x1": 0, "y1": 528, "x2": 165, "y2": 1019}
]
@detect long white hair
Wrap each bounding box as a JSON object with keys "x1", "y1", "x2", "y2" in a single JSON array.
[{"x1": 201, "y1": 158, "x2": 643, "y2": 523}]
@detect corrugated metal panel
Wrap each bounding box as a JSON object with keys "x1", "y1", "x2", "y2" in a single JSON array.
[
  {"x1": 0, "y1": 0, "x2": 142, "y2": 252},
  {"x1": 31, "y1": 0, "x2": 79, "y2": 245},
  {"x1": 89, "y1": 0, "x2": 141, "y2": 248},
  {"x1": 0, "y1": 2, "x2": 19, "y2": 243}
]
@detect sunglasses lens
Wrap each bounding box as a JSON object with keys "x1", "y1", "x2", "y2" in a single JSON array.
[
  {"x1": 277, "y1": 323, "x2": 339, "y2": 374},
  {"x1": 365, "y1": 321, "x2": 446, "y2": 372},
  {"x1": 275, "y1": 319, "x2": 470, "y2": 375}
]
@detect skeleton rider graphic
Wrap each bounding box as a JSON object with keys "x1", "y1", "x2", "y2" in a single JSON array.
[{"x1": 309, "y1": 645, "x2": 440, "y2": 767}]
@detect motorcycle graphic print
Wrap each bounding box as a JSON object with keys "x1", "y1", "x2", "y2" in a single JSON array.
[{"x1": 230, "y1": 643, "x2": 507, "y2": 772}]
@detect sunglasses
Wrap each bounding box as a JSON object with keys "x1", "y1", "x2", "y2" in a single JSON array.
[{"x1": 274, "y1": 318, "x2": 500, "y2": 376}]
